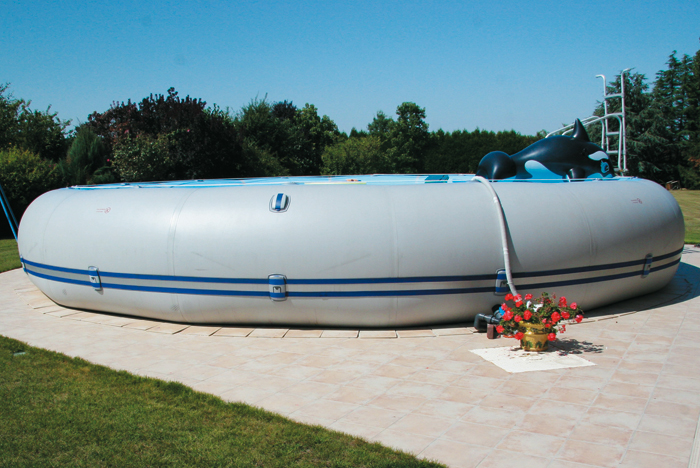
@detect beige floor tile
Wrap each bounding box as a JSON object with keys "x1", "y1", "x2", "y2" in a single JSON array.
[
  {"x1": 462, "y1": 406, "x2": 524, "y2": 429},
  {"x1": 283, "y1": 329, "x2": 323, "y2": 338},
  {"x1": 147, "y1": 323, "x2": 189, "y2": 334},
  {"x1": 567, "y1": 421, "x2": 633, "y2": 448},
  {"x1": 628, "y1": 430, "x2": 693, "y2": 459},
  {"x1": 479, "y1": 393, "x2": 537, "y2": 413},
  {"x1": 580, "y1": 407, "x2": 642, "y2": 431},
  {"x1": 342, "y1": 406, "x2": 406, "y2": 428},
  {"x1": 285, "y1": 381, "x2": 340, "y2": 398},
  {"x1": 207, "y1": 354, "x2": 249, "y2": 369},
  {"x1": 496, "y1": 430, "x2": 565, "y2": 458},
  {"x1": 420, "y1": 439, "x2": 490, "y2": 468},
  {"x1": 320, "y1": 330, "x2": 358, "y2": 338},
  {"x1": 371, "y1": 363, "x2": 418, "y2": 379},
  {"x1": 618, "y1": 449, "x2": 688, "y2": 468},
  {"x1": 397, "y1": 329, "x2": 435, "y2": 338},
  {"x1": 45, "y1": 309, "x2": 82, "y2": 318},
  {"x1": 65, "y1": 311, "x2": 100, "y2": 321},
  {"x1": 325, "y1": 386, "x2": 385, "y2": 405},
  {"x1": 406, "y1": 368, "x2": 461, "y2": 386},
  {"x1": 545, "y1": 386, "x2": 599, "y2": 405},
  {"x1": 290, "y1": 399, "x2": 359, "y2": 421},
  {"x1": 517, "y1": 413, "x2": 576, "y2": 437},
  {"x1": 386, "y1": 413, "x2": 453, "y2": 438},
  {"x1": 592, "y1": 393, "x2": 648, "y2": 413},
  {"x1": 556, "y1": 440, "x2": 625, "y2": 468},
  {"x1": 439, "y1": 385, "x2": 493, "y2": 404},
  {"x1": 427, "y1": 359, "x2": 477, "y2": 374},
  {"x1": 415, "y1": 399, "x2": 474, "y2": 420},
  {"x1": 442, "y1": 421, "x2": 509, "y2": 447},
  {"x1": 528, "y1": 399, "x2": 590, "y2": 421},
  {"x1": 372, "y1": 429, "x2": 435, "y2": 456},
  {"x1": 248, "y1": 328, "x2": 288, "y2": 338},
  {"x1": 178, "y1": 326, "x2": 221, "y2": 336},
  {"x1": 600, "y1": 380, "x2": 654, "y2": 399},
  {"x1": 369, "y1": 394, "x2": 427, "y2": 413},
  {"x1": 359, "y1": 330, "x2": 397, "y2": 339},
  {"x1": 267, "y1": 364, "x2": 322, "y2": 380},
  {"x1": 432, "y1": 326, "x2": 473, "y2": 336},
  {"x1": 385, "y1": 380, "x2": 445, "y2": 399},
  {"x1": 476, "y1": 449, "x2": 551, "y2": 468},
  {"x1": 213, "y1": 327, "x2": 254, "y2": 337},
  {"x1": 122, "y1": 320, "x2": 161, "y2": 330},
  {"x1": 347, "y1": 374, "x2": 399, "y2": 391},
  {"x1": 637, "y1": 413, "x2": 698, "y2": 439}
]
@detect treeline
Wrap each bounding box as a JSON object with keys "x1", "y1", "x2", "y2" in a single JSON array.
[
  {"x1": 2, "y1": 42, "x2": 700, "y2": 236},
  {"x1": 0, "y1": 87, "x2": 537, "y2": 234}
]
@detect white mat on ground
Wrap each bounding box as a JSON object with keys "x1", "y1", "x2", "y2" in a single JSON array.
[{"x1": 470, "y1": 346, "x2": 596, "y2": 373}]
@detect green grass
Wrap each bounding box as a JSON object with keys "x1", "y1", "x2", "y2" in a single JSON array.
[
  {"x1": 671, "y1": 190, "x2": 700, "y2": 244},
  {"x1": 0, "y1": 335, "x2": 444, "y2": 468},
  {"x1": 0, "y1": 238, "x2": 20, "y2": 273}
]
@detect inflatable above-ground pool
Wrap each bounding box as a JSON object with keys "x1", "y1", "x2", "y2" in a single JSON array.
[{"x1": 17, "y1": 122, "x2": 685, "y2": 327}]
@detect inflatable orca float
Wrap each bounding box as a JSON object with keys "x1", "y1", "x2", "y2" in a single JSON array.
[{"x1": 476, "y1": 119, "x2": 614, "y2": 180}]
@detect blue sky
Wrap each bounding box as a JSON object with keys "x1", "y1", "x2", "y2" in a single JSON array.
[{"x1": 2, "y1": 0, "x2": 699, "y2": 135}]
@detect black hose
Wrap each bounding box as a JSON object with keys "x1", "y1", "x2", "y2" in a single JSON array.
[{"x1": 473, "y1": 305, "x2": 504, "y2": 332}]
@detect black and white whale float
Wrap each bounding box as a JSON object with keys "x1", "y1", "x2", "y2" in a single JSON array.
[{"x1": 17, "y1": 121, "x2": 684, "y2": 327}]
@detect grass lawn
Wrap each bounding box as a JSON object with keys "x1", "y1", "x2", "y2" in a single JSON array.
[
  {"x1": 0, "y1": 238, "x2": 20, "y2": 273},
  {"x1": 0, "y1": 335, "x2": 443, "y2": 468},
  {"x1": 671, "y1": 190, "x2": 700, "y2": 244}
]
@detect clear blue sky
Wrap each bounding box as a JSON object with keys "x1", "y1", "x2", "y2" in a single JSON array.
[{"x1": 2, "y1": 0, "x2": 699, "y2": 136}]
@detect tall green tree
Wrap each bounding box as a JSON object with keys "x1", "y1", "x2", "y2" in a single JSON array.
[
  {"x1": 0, "y1": 84, "x2": 69, "y2": 162},
  {"x1": 86, "y1": 88, "x2": 259, "y2": 181},
  {"x1": 321, "y1": 135, "x2": 388, "y2": 175},
  {"x1": 385, "y1": 102, "x2": 430, "y2": 173}
]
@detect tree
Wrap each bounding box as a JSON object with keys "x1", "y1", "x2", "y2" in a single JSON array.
[
  {"x1": 0, "y1": 147, "x2": 64, "y2": 236},
  {"x1": 86, "y1": 88, "x2": 260, "y2": 181},
  {"x1": 321, "y1": 135, "x2": 388, "y2": 175},
  {"x1": 384, "y1": 102, "x2": 431, "y2": 173},
  {"x1": 0, "y1": 84, "x2": 69, "y2": 162},
  {"x1": 235, "y1": 98, "x2": 341, "y2": 176},
  {"x1": 60, "y1": 127, "x2": 115, "y2": 185}
]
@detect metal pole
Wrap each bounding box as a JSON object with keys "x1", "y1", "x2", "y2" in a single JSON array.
[{"x1": 0, "y1": 182, "x2": 18, "y2": 241}]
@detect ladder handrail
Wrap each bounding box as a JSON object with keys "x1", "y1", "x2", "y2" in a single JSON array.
[{"x1": 545, "y1": 69, "x2": 630, "y2": 173}]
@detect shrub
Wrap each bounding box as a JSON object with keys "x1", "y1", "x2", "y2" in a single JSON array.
[{"x1": 0, "y1": 148, "x2": 63, "y2": 235}]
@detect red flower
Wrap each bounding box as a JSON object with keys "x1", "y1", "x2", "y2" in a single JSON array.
[
  {"x1": 525, "y1": 294, "x2": 533, "y2": 300},
  {"x1": 505, "y1": 293, "x2": 514, "y2": 301},
  {"x1": 570, "y1": 302, "x2": 577, "y2": 310},
  {"x1": 523, "y1": 310, "x2": 532, "y2": 320},
  {"x1": 559, "y1": 297, "x2": 567, "y2": 307},
  {"x1": 515, "y1": 301, "x2": 523, "y2": 307},
  {"x1": 548, "y1": 333, "x2": 556, "y2": 341},
  {"x1": 575, "y1": 315, "x2": 583, "y2": 323},
  {"x1": 501, "y1": 303, "x2": 511, "y2": 312},
  {"x1": 515, "y1": 331, "x2": 524, "y2": 340},
  {"x1": 562, "y1": 311, "x2": 570, "y2": 320},
  {"x1": 514, "y1": 315, "x2": 522, "y2": 323},
  {"x1": 503, "y1": 310, "x2": 513, "y2": 321},
  {"x1": 496, "y1": 325, "x2": 504, "y2": 333},
  {"x1": 514, "y1": 294, "x2": 522, "y2": 303},
  {"x1": 551, "y1": 312, "x2": 561, "y2": 323}
]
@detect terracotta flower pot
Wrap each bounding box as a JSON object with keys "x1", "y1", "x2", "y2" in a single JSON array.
[{"x1": 519, "y1": 322, "x2": 549, "y2": 352}]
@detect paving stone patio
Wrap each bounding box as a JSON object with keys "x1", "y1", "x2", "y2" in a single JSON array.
[{"x1": 1, "y1": 245, "x2": 699, "y2": 468}]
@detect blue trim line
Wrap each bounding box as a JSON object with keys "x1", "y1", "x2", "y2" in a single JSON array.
[
  {"x1": 26, "y1": 270, "x2": 93, "y2": 287},
  {"x1": 21, "y1": 258, "x2": 90, "y2": 275},
  {"x1": 21, "y1": 248, "x2": 683, "y2": 298},
  {"x1": 101, "y1": 283, "x2": 269, "y2": 297}
]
